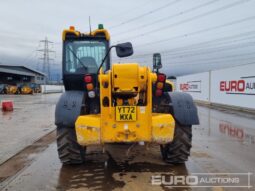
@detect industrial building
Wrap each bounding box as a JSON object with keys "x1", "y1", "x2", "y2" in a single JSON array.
[{"x1": 0, "y1": 65, "x2": 45, "y2": 85}]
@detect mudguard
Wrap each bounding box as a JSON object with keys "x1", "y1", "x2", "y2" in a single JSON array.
[
  {"x1": 55, "y1": 91, "x2": 85, "y2": 127},
  {"x1": 168, "y1": 92, "x2": 199, "y2": 125}
]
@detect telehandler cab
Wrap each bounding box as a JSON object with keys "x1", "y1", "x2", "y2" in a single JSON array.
[{"x1": 55, "y1": 25, "x2": 199, "y2": 165}]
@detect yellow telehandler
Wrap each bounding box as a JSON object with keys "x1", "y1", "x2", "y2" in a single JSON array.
[{"x1": 55, "y1": 25, "x2": 199, "y2": 165}]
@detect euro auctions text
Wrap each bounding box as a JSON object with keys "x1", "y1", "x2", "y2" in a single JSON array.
[{"x1": 151, "y1": 173, "x2": 253, "y2": 188}]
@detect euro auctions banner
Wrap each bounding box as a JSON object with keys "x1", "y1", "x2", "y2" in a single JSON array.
[
  {"x1": 219, "y1": 76, "x2": 255, "y2": 95},
  {"x1": 179, "y1": 81, "x2": 201, "y2": 92},
  {"x1": 177, "y1": 63, "x2": 255, "y2": 109},
  {"x1": 177, "y1": 72, "x2": 210, "y2": 102},
  {"x1": 211, "y1": 64, "x2": 255, "y2": 109}
]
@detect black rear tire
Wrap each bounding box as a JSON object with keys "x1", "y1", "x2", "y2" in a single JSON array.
[
  {"x1": 57, "y1": 126, "x2": 85, "y2": 165},
  {"x1": 160, "y1": 123, "x2": 192, "y2": 164}
]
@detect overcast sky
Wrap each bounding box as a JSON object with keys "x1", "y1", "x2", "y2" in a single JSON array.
[{"x1": 1, "y1": 0, "x2": 255, "y2": 77}]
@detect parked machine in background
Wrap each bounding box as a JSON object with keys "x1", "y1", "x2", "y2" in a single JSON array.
[
  {"x1": 29, "y1": 83, "x2": 41, "y2": 93},
  {"x1": 5, "y1": 84, "x2": 18, "y2": 94},
  {"x1": 0, "y1": 83, "x2": 42, "y2": 94},
  {"x1": 55, "y1": 25, "x2": 199, "y2": 165},
  {"x1": 17, "y1": 83, "x2": 33, "y2": 94}
]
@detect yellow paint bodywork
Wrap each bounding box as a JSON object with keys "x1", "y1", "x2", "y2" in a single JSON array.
[
  {"x1": 62, "y1": 27, "x2": 110, "y2": 41},
  {"x1": 75, "y1": 63, "x2": 175, "y2": 145},
  {"x1": 90, "y1": 29, "x2": 110, "y2": 40},
  {"x1": 152, "y1": 114, "x2": 175, "y2": 143},
  {"x1": 62, "y1": 28, "x2": 80, "y2": 41},
  {"x1": 76, "y1": 115, "x2": 101, "y2": 145}
]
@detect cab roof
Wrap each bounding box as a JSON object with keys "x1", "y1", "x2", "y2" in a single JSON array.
[{"x1": 62, "y1": 26, "x2": 110, "y2": 41}]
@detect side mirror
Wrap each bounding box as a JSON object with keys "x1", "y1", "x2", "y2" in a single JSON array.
[
  {"x1": 116, "y1": 42, "x2": 133, "y2": 58},
  {"x1": 97, "y1": 42, "x2": 133, "y2": 74},
  {"x1": 153, "y1": 53, "x2": 162, "y2": 72}
]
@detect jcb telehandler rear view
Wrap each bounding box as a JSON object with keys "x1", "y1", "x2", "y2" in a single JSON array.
[{"x1": 55, "y1": 25, "x2": 199, "y2": 165}]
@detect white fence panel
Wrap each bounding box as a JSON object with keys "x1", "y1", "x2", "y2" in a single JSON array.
[
  {"x1": 176, "y1": 72, "x2": 210, "y2": 102},
  {"x1": 210, "y1": 64, "x2": 255, "y2": 109},
  {"x1": 41, "y1": 85, "x2": 64, "y2": 93}
]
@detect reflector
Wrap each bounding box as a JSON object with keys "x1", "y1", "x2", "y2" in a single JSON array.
[
  {"x1": 88, "y1": 91, "x2": 96, "y2": 98},
  {"x1": 155, "y1": 89, "x2": 163, "y2": 97}
]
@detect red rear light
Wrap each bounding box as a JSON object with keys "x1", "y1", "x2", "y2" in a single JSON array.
[
  {"x1": 84, "y1": 75, "x2": 92, "y2": 83},
  {"x1": 157, "y1": 74, "x2": 166, "y2": 82}
]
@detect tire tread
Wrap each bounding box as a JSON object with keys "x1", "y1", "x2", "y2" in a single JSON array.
[
  {"x1": 56, "y1": 126, "x2": 85, "y2": 165},
  {"x1": 160, "y1": 123, "x2": 192, "y2": 164}
]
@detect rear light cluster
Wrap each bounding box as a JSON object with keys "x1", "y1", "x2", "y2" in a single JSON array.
[
  {"x1": 84, "y1": 75, "x2": 96, "y2": 98},
  {"x1": 155, "y1": 73, "x2": 166, "y2": 97}
]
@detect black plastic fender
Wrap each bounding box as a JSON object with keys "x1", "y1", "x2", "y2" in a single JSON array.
[
  {"x1": 168, "y1": 92, "x2": 199, "y2": 125},
  {"x1": 55, "y1": 91, "x2": 85, "y2": 127}
]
